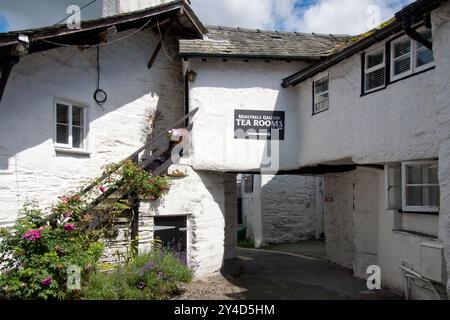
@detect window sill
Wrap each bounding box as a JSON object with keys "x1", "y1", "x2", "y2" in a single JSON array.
[
  {"x1": 55, "y1": 147, "x2": 91, "y2": 156},
  {"x1": 392, "y1": 229, "x2": 438, "y2": 240},
  {"x1": 397, "y1": 210, "x2": 439, "y2": 216}
]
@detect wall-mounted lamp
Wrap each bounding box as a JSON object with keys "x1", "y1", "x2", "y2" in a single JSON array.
[{"x1": 187, "y1": 70, "x2": 197, "y2": 82}]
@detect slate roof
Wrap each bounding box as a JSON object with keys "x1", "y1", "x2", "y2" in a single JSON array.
[{"x1": 179, "y1": 25, "x2": 351, "y2": 61}]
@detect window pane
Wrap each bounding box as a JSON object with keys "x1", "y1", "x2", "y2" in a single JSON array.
[
  {"x1": 367, "y1": 51, "x2": 384, "y2": 68},
  {"x1": 56, "y1": 124, "x2": 68, "y2": 144},
  {"x1": 406, "y1": 186, "x2": 440, "y2": 207},
  {"x1": 394, "y1": 56, "x2": 411, "y2": 75},
  {"x1": 416, "y1": 47, "x2": 434, "y2": 67},
  {"x1": 366, "y1": 67, "x2": 385, "y2": 90},
  {"x1": 73, "y1": 126, "x2": 83, "y2": 149},
  {"x1": 394, "y1": 39, "x2": 411, "y2": 58},
  {"x1": 56, "y1": 104, "x2": 68, "y2": 124},
  {"x1": 72, "y1": 106, "x2": 83, "y2": 127},
  {"x1": 406, "y1": 164, "x2": 439, "y2": 185},
  {"x1": 406, "y1": 165, "x2": 422, "y2": 184},
  {"x1": 315, "y1": 77, "x2": 329, "y2": 94}
]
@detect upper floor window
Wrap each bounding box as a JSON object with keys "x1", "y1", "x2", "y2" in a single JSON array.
[
  {"x1": 54, "y1": 99, "x2": 87, "y2": 151},
  {"x1": 390, "y1": 27, "x2": 434, "y2": 82},
  {"x1": 365, "y1": 48, "x2": 386, "y2": 92},
  {"x1": 313, "y1": 75, "x2": 329, "y2": 114}
]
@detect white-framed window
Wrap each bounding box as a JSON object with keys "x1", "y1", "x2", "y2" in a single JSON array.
[
  {"x1": 402, "y1": 161, "x2": 439, "y2": 213},
  {"x1": 54, "y1": 99, "x2": 87, "y2": 151},
  {"x1": 390, "y1": 27, "x2": 434, "y2": 82},
  {"x1": 385, "y1": 160, "x2": 440, "y2": 213},
  {"x1": 365, "y1": 48, "x2": 386, "y2": 93},
  {"x1": 313, "y1": 75, "x2": 329, "y2": 114}
]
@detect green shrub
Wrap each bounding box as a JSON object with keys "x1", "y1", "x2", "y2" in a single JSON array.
[
  {"x1": 82, "y1": 249, "x2": 193, "y2": 300},
  {"x1": 0, "y1": 202, "x2": 104, "y2": 300}
]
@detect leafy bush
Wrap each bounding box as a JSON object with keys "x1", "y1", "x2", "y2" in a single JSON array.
[
  {"x1": 82, "y1": 248, "x2": 193, "y2": 300},
  {"x1": 0, "y1": 202, "x2": 104, "y2": 300},
  {"x1": 0, "y1": 160, "x2": 172, "y2": 300}
]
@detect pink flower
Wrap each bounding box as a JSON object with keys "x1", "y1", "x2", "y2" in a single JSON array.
[
  {"x1": 59, "y1": 196, "x2": 69, "y2": 204},
  {"x1": 63, "y1": 211, "x2": 73, "y2": 218},
  {"x1": 98, "y1": 186, "x2": 106, "y2": 193},
  {"x1": 22, "y1": 229, "x2": 42, "y2": 241},
  {"x1": 41, "y1": 277, "x2": 52, "y2": 286},
  {"x1": 64, "y1": 223, "x2": 76, "y2": 232}
]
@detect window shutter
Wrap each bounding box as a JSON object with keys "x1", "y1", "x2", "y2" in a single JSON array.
[{"x1": 385, "y1": 164, "x2": 402, "y2": 210}]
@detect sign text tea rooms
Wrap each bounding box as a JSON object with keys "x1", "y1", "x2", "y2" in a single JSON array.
[{"x1": 234, "y1": 109, "x2": 285, "y2": 140}]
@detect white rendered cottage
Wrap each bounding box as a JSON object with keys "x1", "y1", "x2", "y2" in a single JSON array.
[
  {"x1": 1, "y1": 0, "x2": 450, "y2": 300},
  {"x1": 180, "y1": 0, "x2": 450, "y2": 298}
]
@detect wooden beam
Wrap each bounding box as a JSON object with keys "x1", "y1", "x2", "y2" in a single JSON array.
[
  {"x1": 147, "y1": 22, "x2": 174, "y2": 69},
  {"x1": 0, "y1": 56, "x2": 20, "y2": 105}
]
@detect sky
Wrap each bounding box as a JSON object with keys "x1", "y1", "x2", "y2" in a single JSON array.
[{"x1": 0, "y1": 0, "x2": 414, "y2": 35}]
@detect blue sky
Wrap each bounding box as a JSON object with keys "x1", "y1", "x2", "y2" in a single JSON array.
[
  {"x1": 0, "y1": 14, "x2": 9, "y2": 32},
  {"x1": 0, "y1": 0, "x2": 414, "y2": 35}
]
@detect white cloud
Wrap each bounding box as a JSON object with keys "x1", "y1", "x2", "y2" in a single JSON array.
[
  {"x1": 190, "y1": 0, "x2": 275, "y2": 29},
  {"x1": 293, "y1": 0, "x2": 413, "y2": 35},
  {"x1": 191, "y1": 0, "x2": 414, "y2": 35}
]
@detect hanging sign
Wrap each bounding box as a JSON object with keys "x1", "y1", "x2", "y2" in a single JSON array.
[{"x1": 234, "y1": 109, "x2": 285, "y2": 140}]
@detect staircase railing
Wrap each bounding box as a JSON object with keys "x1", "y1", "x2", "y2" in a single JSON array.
[{"x1": 45, "y1": 107, "x2": 199, "y2": 225}]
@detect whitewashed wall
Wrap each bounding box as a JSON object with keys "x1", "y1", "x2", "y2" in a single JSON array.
[
  {"x1": 139, "y1": 162, "x2": 237, "y2": 276},
  {"x1": 295, "y1": 41, "x2": 439, "y2": 167},
  {"x1": 324, "y1": 167, "x2": 444, "y2": 298},
  {"x1": 294, "y1": 4, "x2": 450, "y2": 297},
  {"x1": 188, "y1": 59, "x2": 308, "y2": 172},
  {"x1": 432, "y1": 1, "x2": 450, "y2": 295},
  {"x1": 0, "y1": 30, "x2": 184, "y2": 227}
]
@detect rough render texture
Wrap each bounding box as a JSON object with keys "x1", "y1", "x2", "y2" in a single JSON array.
[
  {"x1": 433, "y1": 1, "x2": 450, "y2": 295},
  {"x1": 0, "y1": 30, "x2": 183, "y2": 225},
  {"x1": 295, "y1": 3, "x2": 450, "y2": 296},
  {"x1": 324, "y1": 167, "x2": 444, "y2": 298},
  {"x1": 188, "y1": 59, "x2": 308, "y2": 172},
  {"x1": 138, "y1": 162, "x2": 237, "y2": 276},
  {"x1": 260, "y1": 175, "x2": 317, "y2": 244}
]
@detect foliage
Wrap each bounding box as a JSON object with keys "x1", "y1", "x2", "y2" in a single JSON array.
[
  {"x1": 81, "y1": 248, "x2": 193, "y2": 300},
  {"x1": 0, "y1": 201, "x2": 104, "y2": 300},
  {"x1": 115, "y1": 160, "x2": 170, "y2": 201},
  {"x1": 0, "y1": 160, "x2": 171, "y2": 300}
]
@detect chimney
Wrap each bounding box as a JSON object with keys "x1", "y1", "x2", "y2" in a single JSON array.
[{"x1": 102, "y1": 0, "x2": 175, "y2": 17}]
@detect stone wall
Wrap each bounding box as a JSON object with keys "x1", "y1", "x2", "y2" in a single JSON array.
[
  {"x1": 138, "y1": 161, "x2": 236, "y2": 276},
  {"x1": 261, "y1": 175, "x2": 317, "y2": 244},
  {"x1": 242, "y1": 174, "x2": 321, "y2": 246}
]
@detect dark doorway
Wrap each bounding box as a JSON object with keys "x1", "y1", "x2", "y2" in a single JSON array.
[{"x1": 154, "y1": 215, "x2": 187, "y2": 263}]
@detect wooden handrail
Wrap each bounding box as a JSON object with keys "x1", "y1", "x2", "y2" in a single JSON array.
[{"x1": 78, "y1": 108, "x2": 199, "y2": 196}]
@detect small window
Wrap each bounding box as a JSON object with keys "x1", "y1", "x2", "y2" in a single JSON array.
[
  {"x1": 54, "y1": 100, "x2": 87, "y2": 150},
  {"x1": 401, "y1": 161, "x2": 439, "y2": 213},
  {"x1": 313, "y1": 76, "x2": 329, "y2": 114},
  {"x1": 244, "y1": 175, "x2": 254, "y2": 193},
  {"x1": 390, "y1": 27, "x2": 434, "y2": 82},
  {"x1": 385, "y1": 164, "x2": 402, "y2": 210},
  {"x1": 365, "y1": 48, "x2": 386, "y2": 92}
]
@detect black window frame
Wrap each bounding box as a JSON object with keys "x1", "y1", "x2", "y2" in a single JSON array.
[{"x1": 312, "y1": 75, "x2": 329, "y2": 116}]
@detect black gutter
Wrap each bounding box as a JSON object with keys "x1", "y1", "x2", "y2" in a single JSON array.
[
  {"x1": 179, "y1": 52, "x2": 322, "y2": 62},
  {"x1": 282, "y1": 0, "x2": 443, "y2": 87}
]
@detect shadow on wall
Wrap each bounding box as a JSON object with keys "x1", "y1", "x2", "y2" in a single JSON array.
[{"x1": 0, "y1": 30, "x2": 184, "y2": 170}]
